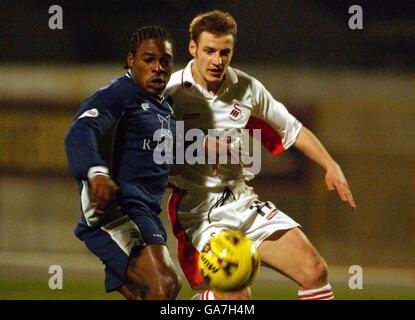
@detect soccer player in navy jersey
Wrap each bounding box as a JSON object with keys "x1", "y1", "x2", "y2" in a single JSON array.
[{"x1": 65, "y1": 26, "x2": 180, "y2": 299}]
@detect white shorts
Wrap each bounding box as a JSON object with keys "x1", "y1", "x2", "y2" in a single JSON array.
[{"x1": 167, "y1": 182, "x2": 300, "y2": 289}]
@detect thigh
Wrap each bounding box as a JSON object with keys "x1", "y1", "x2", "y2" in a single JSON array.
[
  {"x1": 258, "y1": 227, "x2": 324, "y2": 285},
  {"x1": 75, "y1": 215, "x2": 145, "y2": 293}
]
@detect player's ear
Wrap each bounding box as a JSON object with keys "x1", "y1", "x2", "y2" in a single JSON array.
[
  {"x1": 188, "y1": 40, "x2": 197, "y2": 58},
  {"x1": 127, "y1": 52, "x2": 134, "y2": 69}
]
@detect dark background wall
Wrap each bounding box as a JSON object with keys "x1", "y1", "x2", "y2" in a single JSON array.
[{"x1": 1, "y1": 1, "x2": 414, "y2": 69}]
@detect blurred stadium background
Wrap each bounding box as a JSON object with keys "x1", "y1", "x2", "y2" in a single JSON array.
[{"x1": 0, "y1": 1, "x2": 414, "y2": 299}]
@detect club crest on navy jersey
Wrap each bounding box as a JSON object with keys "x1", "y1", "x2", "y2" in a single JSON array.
[{"x1": 141, "y1": 102, "x2": 150, "y2": 111}]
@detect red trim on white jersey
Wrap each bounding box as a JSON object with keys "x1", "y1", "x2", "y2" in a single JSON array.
[
  {"x1": 246, "y1": 116, "x2": 285, "y2": 156},
  {"x1": 168, "y1": 188, "x2": 204, "y2": 289}
]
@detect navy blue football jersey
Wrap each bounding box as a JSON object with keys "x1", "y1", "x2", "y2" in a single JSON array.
[{"x1": 65, "y1": 72, "x2": 176, "y2": 217}]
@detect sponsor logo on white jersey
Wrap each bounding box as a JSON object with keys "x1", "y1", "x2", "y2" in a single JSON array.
[
  {"x1": 229, "y1": 103, "x2": 242, "y2": 121},
  {"x1": 78, "y1": 108, "x2": 99, "y2": 119}
]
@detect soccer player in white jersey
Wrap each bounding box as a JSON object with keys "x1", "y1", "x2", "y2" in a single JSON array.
[{"x1": 166, "y1": 10, "x2": 356, "y2": 300}]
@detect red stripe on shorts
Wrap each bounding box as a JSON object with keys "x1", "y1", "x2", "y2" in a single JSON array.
[{"x1": 168, "y1": 188, "x2": 204, "y2": 289}]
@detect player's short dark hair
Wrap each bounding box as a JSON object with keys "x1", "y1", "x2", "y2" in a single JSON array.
[
  {"x1": 124, "y1": 25, "x2": 173, "y2": 69},
  {"x1": 189, "y1": 10, "x2": 237, "y2": 44}
]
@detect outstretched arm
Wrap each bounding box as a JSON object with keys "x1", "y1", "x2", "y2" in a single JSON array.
[{"x1": 294, "y1": 126, "x2": 356, "y2": 209}]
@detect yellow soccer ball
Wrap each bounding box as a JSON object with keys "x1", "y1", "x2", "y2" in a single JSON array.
[{"x1": 198, "y1": 229, "x2": 260, "y2": 292}]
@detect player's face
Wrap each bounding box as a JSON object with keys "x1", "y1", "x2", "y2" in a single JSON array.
[
  {"x1": 127, "y1": 39, "x2": 173, "y2": 97},
  {"x1": 189, "y1": 31, "x2": 234, "y2": 91}
]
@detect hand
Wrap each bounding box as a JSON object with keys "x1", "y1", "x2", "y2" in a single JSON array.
[
  {"x1": 325, "y1": 162, "x2": 356, "y2": 210},
  {"x1": 89, "y1": 175, "x2": 119, "y2": 214}
]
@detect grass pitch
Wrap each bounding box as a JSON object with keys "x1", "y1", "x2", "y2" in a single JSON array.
[{"x1": 0, "y1": 277, "x2": 413, "y2": 300}]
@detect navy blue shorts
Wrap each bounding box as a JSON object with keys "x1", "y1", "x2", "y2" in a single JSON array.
[{"x1": 74, "y1": 203, "x2": 167, "y2": 292}]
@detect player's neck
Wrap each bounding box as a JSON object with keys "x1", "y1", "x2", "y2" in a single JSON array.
[{"x1": 206, "y1": 81, "x2": 221, "y2": 96}]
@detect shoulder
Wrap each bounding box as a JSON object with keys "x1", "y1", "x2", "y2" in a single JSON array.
[
  {"x1": 231, "y1": 67, "x2": 266, "y2": 93},
  {"x1": 80, "y1": 76, "x2": 134, "y2": 113},
  {"x1": 234, "y1": 68, "x2": 264, "y2": 90},
  {"x1": 97, "y1": 75, "x2": 136, "y2": 100},
  {"x1": 165, "y1": 68, "x2": 185, "y2": 96}
]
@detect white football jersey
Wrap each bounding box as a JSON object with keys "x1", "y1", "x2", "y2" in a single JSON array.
[{"x1": 166, "y1": 60, "x2": 302, "y2": 190}]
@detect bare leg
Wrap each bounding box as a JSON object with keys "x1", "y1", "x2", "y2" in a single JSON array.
[
  {"x1": 196, "y1": 227, "x2": 329, "y2": 299},
  {"x1": 118, "y1": 282, "x2": 144, "y2": 300},
  {"x1": 258, "y1": 227, "x2": 329, "y2": 290},
  {"x1": 126, "y1": 244, "x2": 182, "y2": 300}
]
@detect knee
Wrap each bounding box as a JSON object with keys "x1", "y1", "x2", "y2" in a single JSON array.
[
  {"x1": 154, "y1": 271, "x2": 182, "y2": 299},
  {"x1": 127, "y1": 264, "x2": 182, "y2": 299},
  {"x1": 300, "y1": 257, "x2": 328, "y2": 289}
]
